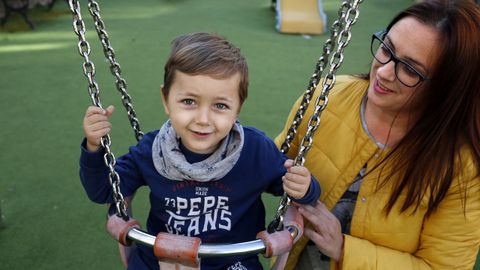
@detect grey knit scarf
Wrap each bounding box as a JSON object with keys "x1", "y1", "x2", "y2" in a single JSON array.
[{"x1": 152, "y1": 120, "x2": 244, "y2": 182}]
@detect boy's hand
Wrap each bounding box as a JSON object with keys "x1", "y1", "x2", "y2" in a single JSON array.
[
  {"x1": 282, "y1": 159, "x2": 311, "y2": 200},
  {"x1": 83, "y1": 105, "x2": 115, "y2": 152}
]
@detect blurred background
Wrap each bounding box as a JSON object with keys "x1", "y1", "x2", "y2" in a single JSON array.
[{"x1": 1, "y1": 0, "x2": 477, "y2": 269}]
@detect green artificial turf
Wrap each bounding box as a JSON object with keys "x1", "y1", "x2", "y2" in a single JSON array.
[{"x1": 0, "y1": 0, "x2": 478, "y2": 269}]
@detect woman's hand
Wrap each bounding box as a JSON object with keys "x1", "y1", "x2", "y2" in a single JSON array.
[{"x1": 298, "y1": 200, "x2": 344, "y2": 261}]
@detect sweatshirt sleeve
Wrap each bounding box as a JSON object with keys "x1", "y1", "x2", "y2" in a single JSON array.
[
  {"x1": 79, "y1": 138, "x2": 147, "y2": 204},
  {"x1": 79, "y1": 139, "x2": 114, "y2": 203},
  {"x1": 292, "y1": 176, "x2": 321, "y2": 205}
]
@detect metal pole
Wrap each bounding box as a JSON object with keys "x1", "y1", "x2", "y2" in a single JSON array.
[{"x1": 126, "y1": 228, "x2": 266, "y2": 257}]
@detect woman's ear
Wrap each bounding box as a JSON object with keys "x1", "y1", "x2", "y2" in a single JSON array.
[{"x1": 160, "y1": 85, "x2": 170, "y2": 115}]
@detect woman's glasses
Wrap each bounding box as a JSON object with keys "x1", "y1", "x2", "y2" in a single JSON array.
[{"x1": 371, "y1": 30, "x2": 430, "y2": 87}]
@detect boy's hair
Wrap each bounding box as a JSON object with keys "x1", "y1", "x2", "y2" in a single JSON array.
[{"x1": 163, "y1": 32, "x2": 249, "y2": 105}]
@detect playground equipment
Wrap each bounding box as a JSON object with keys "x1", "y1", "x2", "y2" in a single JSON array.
[
  {"x1": 69, "y1": 0, "x2": 362, "y2": 268},
  {"x1": 275, "y1": 0, "x2": 327, "y2": 34}
]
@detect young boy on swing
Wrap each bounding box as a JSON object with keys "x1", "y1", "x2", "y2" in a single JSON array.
[{"x1": 79, "y1": 32, "x2": 320, "y2": 270}]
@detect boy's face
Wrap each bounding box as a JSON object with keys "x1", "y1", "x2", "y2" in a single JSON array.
[{"x1": 162, "y1": 71, "x2": 241, "y2": 154}]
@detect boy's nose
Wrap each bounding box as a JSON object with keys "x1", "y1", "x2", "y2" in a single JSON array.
[{"x1": 194, "y1": 107, "x2": 210, "y2": 125}]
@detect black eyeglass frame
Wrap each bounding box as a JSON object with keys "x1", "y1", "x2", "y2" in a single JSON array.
[{"x1": 371, "y1": 30, "x2": 431, "y2": 88}]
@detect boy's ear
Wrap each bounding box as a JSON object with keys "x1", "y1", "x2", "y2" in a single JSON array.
[{"x1": 160, "y1": 85, "x2": 170, "y2": 115}]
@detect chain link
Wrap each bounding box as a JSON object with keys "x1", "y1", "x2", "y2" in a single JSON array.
[
  {"x1": 87, "y1": 0, "x2": 144, "y2": 142},
  {"x1": 269, "y1": 0, "x2": 363, "y2": 233},
  {"x1": 69, "y1": 0, "x2": 128, "y2": 220}
]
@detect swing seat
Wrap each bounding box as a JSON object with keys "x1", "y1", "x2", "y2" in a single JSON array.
[
  {"x1": 106, "y1": 214, "x2": 141, "y2": 267},
  {"x1": 106, "y1": 206, "x2": 303, "y2": 269},
  {"x1": 265, "y1": 206, "x2": 304, "y2": 270},
  {"x1": 154, "y1": 232, "x2": 202, "y2": 268}
]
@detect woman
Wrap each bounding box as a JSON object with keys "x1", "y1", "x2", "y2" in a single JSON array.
[{"x1": 275, "y1": 0, "x2": 480, "y2": 269}]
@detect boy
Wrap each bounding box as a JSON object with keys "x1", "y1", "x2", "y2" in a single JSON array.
[{"x1": 80, "y1": 32, "x2": 320, "y2": 270}]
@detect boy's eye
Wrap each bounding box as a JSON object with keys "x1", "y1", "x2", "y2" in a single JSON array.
[
  {"x1": 181, "y1": 99, "x2": 195, "y2": 105},
  {"x1": 214, "y1": 103, "x2": 229, "y2": 110}
]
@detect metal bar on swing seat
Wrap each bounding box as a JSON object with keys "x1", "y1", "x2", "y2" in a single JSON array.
[{"x1": 126, "y1": 227, "x2": 269, "y2": 257}]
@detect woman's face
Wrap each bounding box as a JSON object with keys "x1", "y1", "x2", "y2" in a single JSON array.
[{"x1": 368, "y1": 17, "x2": 440, "y2": 115}]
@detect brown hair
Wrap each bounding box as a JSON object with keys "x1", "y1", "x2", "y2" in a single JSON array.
[
  {"x1": 162, "y1": 32, "x2": 248, "y2": 105},
  {"x1": 376, "y1": 0, "x2": 480, "y2": 216}
]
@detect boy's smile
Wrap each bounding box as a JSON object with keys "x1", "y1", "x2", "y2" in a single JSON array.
[{"x1": 162, "y1": 71, "x2": 241, "y2": 154}]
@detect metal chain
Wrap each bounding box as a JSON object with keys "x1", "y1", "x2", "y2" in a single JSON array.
[
  {"x1": 87, "y1": 0, "x2": 144, "y2": 142},
  {"x1": 278, "y1": 1, "x2": 351, "y2": 155},
  {"x1": 294, "y1": 0, "x2": 362, "y2": 166},
  {"x1": 268, "y1": 2, "x2": 352, "y2": 233},
  {"x1": 268, "y1": 0, "x2": 363, "y2": 233},
  {"x1": 69, "y1": 0, "x2": 128, "y2": 220}
]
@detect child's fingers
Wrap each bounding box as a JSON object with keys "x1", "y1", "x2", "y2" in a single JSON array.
[
  {"x1": 84, "y1": 120, "x2": 112, "y2": 142},
  {"x1": 283, "y1": 159, "x2": 310, "y2": 177},
  {"x1": 104, "y1": 105, "x2": 115, "y2": 116},
  {"x1": 85, "y1": 105, "x2": 115, "y2": 117},
  {"x1": 287, "y1": 165, "x2": 310, "y2": 177},
  {"x1": 88, "y1": 127, "x2": 111, "y2": 140},
  {"x1": 84, "y1": 113, "x2": 110, "y2": 125},
  {"x1": 283, "y1": 176, "x2": 305, "y2": 190},
  {"x1": 86, "y1": 123, "x2": 111, "y2": 139},
  {"x1": 87, "y1": 121, "x2": 112, "y2": 133},
  {"x1": 283, "y1": 181, "x2": 306, "y2": 199},
  {"x1": 282, "y1": 184, "x2": 297, "y2": 198},
  {"x1": 283, "y1": 175, "x2": 309, "y2": 199},
  {"x1": 284, "y1": 171, "x2": 310, "y2": 184},
  {"x1": 283, "y1": 159, "x2": 294, "y2": 169},
  {"x1": 85, "y1": 106, "x2": 105, "y2": 117}
]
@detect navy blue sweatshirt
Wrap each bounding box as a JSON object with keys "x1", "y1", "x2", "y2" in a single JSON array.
[{"x1": 80, "y1": 126, "x2": 320, "y2": 270}]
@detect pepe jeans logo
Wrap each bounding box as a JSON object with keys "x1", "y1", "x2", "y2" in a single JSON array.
[{"x1": 164, "y1": 195, "x2": 232, "y2": 236}]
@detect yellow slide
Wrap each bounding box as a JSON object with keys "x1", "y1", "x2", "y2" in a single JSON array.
[{"x1": 276, "y1": 0, "x2": 327, "y2": 35}]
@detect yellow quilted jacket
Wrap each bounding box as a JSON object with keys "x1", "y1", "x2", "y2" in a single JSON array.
[{"x1": 275, "y1": 75, "x2": 480, "y2": 270}]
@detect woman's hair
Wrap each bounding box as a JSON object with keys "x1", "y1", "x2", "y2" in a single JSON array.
[
  {"x1": 162, "y1": 32, "x2": 248, "y2": 105},
  {"x1": 378, "y1": 0, "x2": 480, "y2": 216}
]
